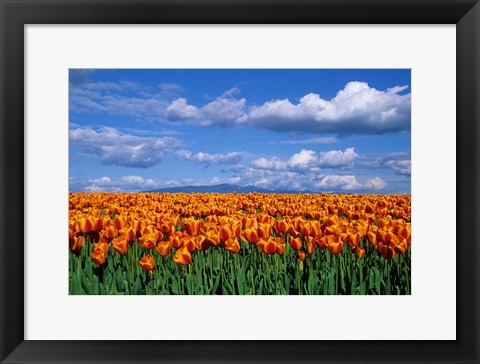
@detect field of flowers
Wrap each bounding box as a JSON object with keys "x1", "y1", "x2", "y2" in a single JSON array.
[{"x1": 69, "y1": 192, "x2": 411, "y2": 295}]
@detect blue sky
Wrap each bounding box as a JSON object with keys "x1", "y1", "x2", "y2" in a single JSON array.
[{"x1": 69, "y1": 69, "x2": 411, "y2": 194}]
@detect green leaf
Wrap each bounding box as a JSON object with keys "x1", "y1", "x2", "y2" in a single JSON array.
[
  {"x1": 115, "y1": 268, "x2": 125, "y2": 292},
  {"x1": 374, "y1": 267, "x2": 381, "y2": 295},
  {"x1": 91, "y1": 276, "x2": 100, "y2": 295},
  {"x1": 284, "y1": 274, "x2": 291, "y2": 294},
  {"x1": 237, "y1": 270, "x2": 245, "y2": 295},
  {"x1": 171, "y1": 276, "x2": 179, "y2": 295},
  {"x1": 81, "y1": 276, "x2": 91, "y2": 295},
  {"x1": 328, "y1": 270, "x2": 335, "y2": 295},
  {"x1": 71, "y1": 274, "x2": 85, "y2": 295},
  {"x1": 186, "y1": 275, "x2": 194, "y2": 295},
  {"x1": 212, "y1": 274, "x2": 221, "y2": 295},
  {"x1": 132, "y1": 277, "x2": 142, "y2": 295}
]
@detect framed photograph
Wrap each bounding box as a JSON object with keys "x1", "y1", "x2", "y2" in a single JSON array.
[{"x1": 1, "y1": 0, "x2": 478, "y2": 363}]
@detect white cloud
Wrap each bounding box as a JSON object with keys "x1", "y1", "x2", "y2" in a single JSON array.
[
  {"x1": 69, "y1": 127, "x2": 182, "y2": 168},
  {"x1": 317, "y1": 147, "x2": 359, "y2": 167},
  {"x1": 176, "y1": 149, "x2": 245, "y2": 166},
  {"x1": 288, "y1": 149, "x2": 317, "y2": 168},
  {"x1": 315, "y1": 175, "x2": 363, "y2": 190},
  {"x1": 247, "y1": 82, "x2": 410, "y2": 134},
  {"x1": 251, "y1": 157, "x2": 287, "y2": 171},
  {"x1": 191, "y1": 151, "x2": 244, "y2": 166},
  {"x1": 163, "y1": 81, "x2": 410, "y2": 135},
  {"x1": 364, "y1": 177, "x2": 387, "y2": 190},
  {"x1": 315, "y1": 175, "x2": 386, "y2": 191},
  {"x1": 74, "y1": 175, "x2": 160, "y2": 192},
  {"x1": 385, "y1": 159, "x2": 411, "y2": 176},
  {"x1": 251, "y1": 147, "x2": 360, "y2": 174},
  {"x1": 166, "y1": 98, "x2": 199, "y2": 121}
]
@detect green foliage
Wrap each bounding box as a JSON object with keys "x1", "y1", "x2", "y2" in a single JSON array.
[{"x1": 69, "y1": 237, "x2": 411, "y2": 295}]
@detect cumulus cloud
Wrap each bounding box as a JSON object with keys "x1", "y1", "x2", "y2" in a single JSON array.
[
  {"x1": 71, "y1": 175, "x2": 159, "y2": 192},
  {"x1": 251, "y1": 147, "x2": 360, "y2": 173},
  {"x1": 247, "y1": 82, "x2": 410, "y2": 134},
  {"x1": 385, "y1": 159, "x2": 411, "y2": 176},
  {"x1": 164, "y1": 81, "x2": 410, "y2": 135},
  {"x1": 69, "y1": 127, "x2": 182, "y2": 168},
  {"x1": 317, "y1": 147, "x2": 359, "y2": 167},
  {"x1": 166, "y1": 98, "x2": 199, "y2": 121},
  {"x1": 315, "y1": 175, "x2": 386, "y2": 191},
  {"x1": 364, "y1": 177, "x2": 387, "y2": 190},
  {"x1": 356, "y1": 153, "x2": 411, "y2": 177}
]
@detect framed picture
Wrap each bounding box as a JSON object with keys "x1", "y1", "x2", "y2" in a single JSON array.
[{"x1": 1, "y1": 0, "x2": 478, "y2": 363}]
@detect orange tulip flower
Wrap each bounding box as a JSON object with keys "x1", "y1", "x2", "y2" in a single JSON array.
[
  {"x1": 173, "y1": 247, "x2": 191, "y2": 266},
  {"x1": 184, "y1": 218, "x2": 203, "y2": 236},
  {"x1": 219, "y1": 224, "x2": 233, "y2": 241},
  {"x1": 298, "y1": 250, "x2": 306, "y2": 261},
  {"x1": 356, "y1": 247, "x2": 366, "y2": 259},
  {"x1": 112, "y1": 236, "x2": 129, "y2": 255},
  {"x1": 326, "y1": 234, "x2": 343, "y2": 255},
  {"x1": 225, "y1": 237, "x2": 241, "y2": 254},
  {"x1": 379, "y1": 243, "x2": 395, "y2": 260},
  {"x1": 70, "y1": 235, "x2": 85, "y2": 252},
  {"x1": 242, "y1": 228, "x2": 259, "y2": 244},
  {"x1": 195, "y1": 235, "x2": 210, "y2": 251},
  {"x1": 93, "y1": 241, "x2": 109, "y2": 254},
  {"x1": 78, "y1": 217, "x2": 94, "y2": 233},
  {"x1": 305, "y1": 236, "x2": 315, "y2": 254},
  {"x1": 139, "y1": 233, "x2": 156, "y2": 249},
  {"x1": 114, "y1": 215, "x2": 126, "y2": 230},
  {"x1": 257, "y1": 224, "x2": 272, "y2": 239},
  {"x1": 92, "y1": 249, "x2": 107, "y2": 265},
  {"x1": 139, "y1": 254, "x2": 155, "y2": 271},
  {"x1": 156, "y1": 241, "x2": 171, "y2": 257},
  {"x1": 289, "y1": 235, "x2": 302, "y2": 250}
]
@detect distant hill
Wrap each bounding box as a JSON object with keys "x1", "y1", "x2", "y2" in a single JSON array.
[{"x1": 147, "y1": 183, "x2": 316, "y2": 194}]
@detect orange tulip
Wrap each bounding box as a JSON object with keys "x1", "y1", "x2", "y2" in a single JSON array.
[
  {"x1": 123, "y1": 227, "x2": 136, "y2": 242},
  {"x1": 195, "y1": 235, "x2": 211, "y2": 251},
  {"x1": 394, "y1": 238, "x2": 408, "y2": 254},
  {"x1": 104, "y1": 225, "x2": 118, "y2": 240},
  {"x1": 112, "y1": 236, "x2": 129, "y2": 255},
  {"x1": 114, "y1": 215, "x2": 126, "y2": 230},
  {"x1": 204, "y1": 228, "x2": 220, "y2": 246},
  {"x1": 139, "y1": 233, "x2": 156, "y2": 249},
  {"x1": 242, "y1": 228, "x2": 259, "y2": 243},
  {"x1": 139, "y1": 254, "x2": 155, "y2": 271},
  {"x1": 78, "y1": 217, "x2": 94, "y2": 233},
  {"x1": 299, "y1": 221, "x2": 312, "y2": 237},
  {"x1": 219, "y1": 225, "x2": 233, "y2": 241},
  {"x1": 356, "y1": 247, "x2": 366, "y2": 259},
  {"x1": 92, "y1": 249, "x2": 107, "y2": 265},
  {"x1": 173, "y1": 247, "x2": 191, "y2": 266},
  {"x1": 326, "y1": 234, "x2": 343, "y2": 255},
  {"x1": 156, "y1": 241, "x2": 171, "y2": 257},
  {"x1": 93, "y1": 241, "x2": 109, "y2": 254},
  {"x1": 298, "y1": 250, "x2": 306, "y2": 261},
  {"x1": 257, "y1": 224, "x2": 272, "y2": 239},
  {"x1": 379, "y1": 243, "x2": 395, "y2": 260},
  {"x1": 305, "y1": 236, "x2": 315, "y2": 254},
  {"x1": 289, "y1": 235, "x2": 302, "y2": 250},
  {"x1": 184, "y1": 219, "x2": 203, "y2": 236},
  {"x1": 70, "y1": 235, "x2": 85, "y2": 252},
  {"x1": 184, "y1": 236, "x2": 196, "y2": 252},
  {"x1": 225, "y1": 237, "x2": 241, "y2": 254}
]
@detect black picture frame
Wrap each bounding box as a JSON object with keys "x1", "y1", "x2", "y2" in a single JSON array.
[{"x1": 1, "y1": 0, "x2": 479, "y2": 363}]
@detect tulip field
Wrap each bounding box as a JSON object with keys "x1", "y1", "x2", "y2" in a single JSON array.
[{"x1": 69, "y1": 192, "x2": 411, "y2": 295}]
